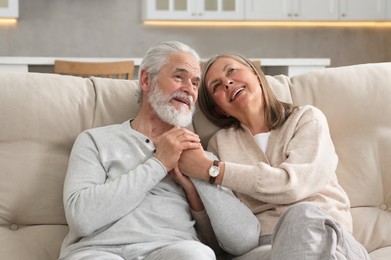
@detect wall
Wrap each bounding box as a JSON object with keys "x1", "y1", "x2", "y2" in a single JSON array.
[{"x1": 0, "y1": 0, "x2": 390, "y2": 68}]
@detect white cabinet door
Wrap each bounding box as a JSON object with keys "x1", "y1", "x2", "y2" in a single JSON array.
[
  {"x1": 197, "y1": 0, "x2": 244, "y2": 20},
  {"x1": 388, "y1": 0, "x2": 391, "y2": 19},
  {"x1": 293, "y1": 0, "x2": 339, "y2": 20},
  {"x1": 339, "y1": 0, "x2": 386, "y2": 20},
  {"x1": 143, "y1": 0, "x2": 196, "y2": 20},
  {"x1": 143, "y1": 0, "x2": 243, "y2": 20},
  {"x1": 245, "y1": 0, "x2": 338, "y2": 21},
  {"x1": 245, "y1": 0, "x2": 291, "y2": 20}
]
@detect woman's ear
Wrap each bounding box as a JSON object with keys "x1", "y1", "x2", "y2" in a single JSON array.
[{"x1": 215, "y1": 106, "x2": 230, "y2": 117}]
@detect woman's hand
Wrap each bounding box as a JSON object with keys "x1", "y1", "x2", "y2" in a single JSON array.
[{"x1": 178, "y1": 147, "x2": 212, "y2": 181}]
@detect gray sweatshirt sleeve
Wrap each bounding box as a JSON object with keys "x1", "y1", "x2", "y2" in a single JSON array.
[
  {"x1": 191, "y1": 209, "x2": 226, "y2": 257},
  {"x1": 191, "y1": 152, "x2": 261, "y2": 256},
  {"x1": 63, "y1": 131, "x2": 166, "y2": 237}
]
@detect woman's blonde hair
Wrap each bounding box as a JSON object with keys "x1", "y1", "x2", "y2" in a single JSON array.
[{"x1": 198, "y1": 53, "x2": 296, "y2": 129}]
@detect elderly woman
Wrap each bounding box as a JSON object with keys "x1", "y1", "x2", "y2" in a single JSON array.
[{"x1": 179, "y1": 53, "x2": 370, "y2": 259}]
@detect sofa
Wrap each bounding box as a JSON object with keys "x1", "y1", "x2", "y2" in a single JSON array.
[{"x1": 1, "y1": 62, "x2": 390, "y2": 260}]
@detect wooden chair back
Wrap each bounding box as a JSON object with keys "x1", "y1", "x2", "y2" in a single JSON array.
[
  {"x1": 251, "y1": 60, "x2": 261, "y2": 70},
  {"x1": 200, "y1": 59, "x2": 261, "y2": 72},
  {"x1": 54, "y1": 60, "x2": 135, "y2": 80}
]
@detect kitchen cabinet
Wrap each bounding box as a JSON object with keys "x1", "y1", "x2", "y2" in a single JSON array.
[
  {"x1": 339, "y1": 0, "x2": 386, "y2": 20},
  {"x1": 143, "y1": 0, "x2": 389, "y2": 21},
  {"x1": 143, "y1": 0, "x2": 244, "y2": 20},
  {"x1": 245, "y1": 0, "x2": 338, "y2": 21},
  {"x1": 388, "y1": 0, "x2": 391, "y2": 19}
]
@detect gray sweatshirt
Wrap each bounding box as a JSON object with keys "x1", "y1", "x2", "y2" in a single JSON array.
[{"x1": 59, "y1": 121, "x2": 260, "y2": 259}]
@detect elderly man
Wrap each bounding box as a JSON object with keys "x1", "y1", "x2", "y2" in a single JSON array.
[{"x1": 59, "y1": 41, "x2": 260, "y2": 260}]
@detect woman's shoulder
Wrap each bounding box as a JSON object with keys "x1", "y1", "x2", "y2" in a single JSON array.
[
  {"x1": 208, "y1": 125, "x2": 250, "y2": 149},
  {"x1": 212, "y1": 126, "x2": 242, "y2": 138},
  {"x1": 293, "y1": 105, "x2": 327, "y2": 122}
]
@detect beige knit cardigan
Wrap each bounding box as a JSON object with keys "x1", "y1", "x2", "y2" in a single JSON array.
[{"x1": 208, "y1": 105, "x2": 352, "y2": 236}]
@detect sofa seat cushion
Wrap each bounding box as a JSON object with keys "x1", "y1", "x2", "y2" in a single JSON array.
[
  {"x1": 369, "y1": 246, "x2": 391, "y2": 260},
  {"x1": 0, "y1": 225, "x2": 68, "y2": 259}
]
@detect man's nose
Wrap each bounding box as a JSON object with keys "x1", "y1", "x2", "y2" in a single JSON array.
[{"x1": 182, "y1": 80, "x2": 197, "y2": 98}]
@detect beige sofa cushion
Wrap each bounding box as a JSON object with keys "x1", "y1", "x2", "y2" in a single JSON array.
[
  {"x1": 289, "y1": 63, "x2": 391, "y2": 255},
  {"x1": 0, "y1": 73, "x2": 95, "y2": 259},
  {"x1": 91, "y1": 77, "x2": 140, "y2": 127}
]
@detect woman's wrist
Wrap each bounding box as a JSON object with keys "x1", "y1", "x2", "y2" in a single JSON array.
[{"x1": 214, "y1": 162, "x2": 225, "y2": 185}]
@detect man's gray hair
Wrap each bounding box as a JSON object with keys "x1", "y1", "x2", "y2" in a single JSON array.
[{"x1": 138, "y1": 41, "x2": 200, "y2": 81}]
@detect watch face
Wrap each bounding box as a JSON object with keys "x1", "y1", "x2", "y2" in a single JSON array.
[{"x1": 209, "y1": 166, "x2": 219, "y2": 177}]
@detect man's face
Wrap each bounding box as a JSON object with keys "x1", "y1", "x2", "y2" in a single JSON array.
[{"x1": 148, "y1": 52, "x2": 201, "y2": 127}]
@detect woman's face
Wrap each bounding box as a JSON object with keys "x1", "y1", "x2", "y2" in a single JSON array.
[{"x1": 204, "y1": 57, "x2": 263, "y2": 118}]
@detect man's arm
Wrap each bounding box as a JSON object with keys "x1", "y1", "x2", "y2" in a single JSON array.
[
  {"x1": 179, "y1": 148, "x2": 261, "y2": 256},
  {"x1": 169, "y1": 166, "x2": 225, "y2": 256},
  {"x1": 191, "y1": 177, "x2": 261, "y2": 256},
  {"x1": 63, "y1": 131, "x2": 167, "y2": 237}
]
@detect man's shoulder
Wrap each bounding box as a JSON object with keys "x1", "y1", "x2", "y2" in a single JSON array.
[
  {"x1": 79, "y1": 121, "x2": 130, "y2": 140},
  {"x1": 88, "y1": 120, "x2": 129, "y2": 133}
]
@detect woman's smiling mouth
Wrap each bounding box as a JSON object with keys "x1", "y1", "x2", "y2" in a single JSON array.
[{"x1": 230, "y1": 86, "x2": 245, "y2": 102}]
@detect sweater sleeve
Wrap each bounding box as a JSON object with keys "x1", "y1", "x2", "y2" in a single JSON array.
[
  {"x1": 63, "y1": 131, "x2": 167, "y2": 237},
  {"x1": 192, "y1": 178, "x2": 261, "y2": 255},
  {"x1": 191, "y1": 209, "x2": 226, "y2": 257},
  {"x1": 211, "y1": 107, "x2": 339, "y2": 205}
]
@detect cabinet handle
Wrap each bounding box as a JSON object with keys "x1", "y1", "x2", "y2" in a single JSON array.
[
  {"x1": 294, "y1": 13, "x2": 298, "y2": 17},
  {"x1": 341, "y1": 13, "x2": 346, "y2": 17}
]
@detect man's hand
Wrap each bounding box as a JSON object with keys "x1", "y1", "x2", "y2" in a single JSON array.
[
  {"x1": 168, "y1": 165, "x2": 194, "y2": 192},
  {"x1": 169, "y1": 165, "x2": 204, "y2": 212},
  {"x1": 154, "y1": 126, "x2": 201, "y2": 172}
]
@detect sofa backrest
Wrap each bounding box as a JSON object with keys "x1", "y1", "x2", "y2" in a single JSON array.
[{"x1": 1, "y1": 62, "x2": 390, "y2": 259}]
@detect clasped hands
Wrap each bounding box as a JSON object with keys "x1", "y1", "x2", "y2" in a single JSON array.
[{"x1": 153, "y1": 126, "x2": 212, "y2": 184}]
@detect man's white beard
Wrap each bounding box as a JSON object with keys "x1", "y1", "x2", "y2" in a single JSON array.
[{"x1": 147, "y1": 83, "x2": 195, "y2": 127}]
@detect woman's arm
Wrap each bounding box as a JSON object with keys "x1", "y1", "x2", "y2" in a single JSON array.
[{"x1": 209, "y1": 106, "x2": 338, "y2": 204}]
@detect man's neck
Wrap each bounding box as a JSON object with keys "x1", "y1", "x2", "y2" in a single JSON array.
[{"x1": 131, "y1": 109, "x2": 173, "y2": 141}]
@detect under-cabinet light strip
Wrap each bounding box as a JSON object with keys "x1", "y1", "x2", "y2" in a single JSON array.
[
  {"x1": 0, "y1": 18, "x2": 17, "y2": 24},
  {"x1": 144, "y1": 20, "x2": 391, "y2": 28}
]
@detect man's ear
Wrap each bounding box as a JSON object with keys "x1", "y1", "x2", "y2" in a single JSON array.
[
  {"x1": 139, "y1": 69, "x2": 151, "y2": 93},
  {"x1": 215, "y1": 106, "x2": 229, "y2": 117}
]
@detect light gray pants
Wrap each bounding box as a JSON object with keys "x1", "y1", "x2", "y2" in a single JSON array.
[
  {"x1": 233, "y1": 203, "x2": 370, "y2": 260},
  {"x1": 63, "y1": 240, "x2": 216, "y2": 260}
]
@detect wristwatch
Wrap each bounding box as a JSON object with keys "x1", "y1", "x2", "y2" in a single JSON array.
[{"x1": 208, "y1": 160, "x2": 220, "y2": 184}]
